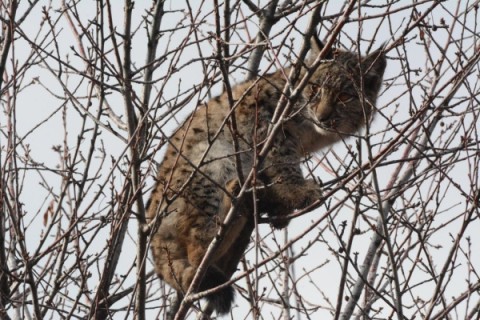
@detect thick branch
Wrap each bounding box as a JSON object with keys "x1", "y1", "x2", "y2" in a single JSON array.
[{"x1": 245, "y1": 0, "x2": 279, "y2": 79}]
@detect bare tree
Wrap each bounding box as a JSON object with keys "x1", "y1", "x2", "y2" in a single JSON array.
[{"x1": 0, "y1": 0, "x2": 479, "y2": 319}]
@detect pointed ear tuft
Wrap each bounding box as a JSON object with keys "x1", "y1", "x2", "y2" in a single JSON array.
[
  {"x1": 310, "y1": 34, "x2": 324, "y2": 55},
  {"x1": 309, "y1": 34, "x2": 333, "y2": 60},
  {"x1": 364, "y1": 46, "x2": 387, "y2": 74},
  {"x1": 362, "y1": 46, "x2": 387, "y2": 91}
]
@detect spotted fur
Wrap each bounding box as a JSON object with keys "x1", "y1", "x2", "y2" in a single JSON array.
[{"x1": 147, "y1": 35, "x2": 386, "y2": 315}]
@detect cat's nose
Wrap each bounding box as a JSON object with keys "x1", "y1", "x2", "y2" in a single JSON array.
[
  {"x1": 316, "y1": 101, "x2": 333, "y2": 122},
  {"x1": 318, "y1": 113, "x2": 332, "y2": 122}
]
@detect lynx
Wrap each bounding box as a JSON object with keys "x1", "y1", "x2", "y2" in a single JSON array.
[{"x1": 146, "y1": 35, "x2": 386, "y2": 315}]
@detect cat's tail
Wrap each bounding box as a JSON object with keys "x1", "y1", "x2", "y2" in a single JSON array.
[{"x1": 200, "y1": 267, "x2": 235, "y2": 315}]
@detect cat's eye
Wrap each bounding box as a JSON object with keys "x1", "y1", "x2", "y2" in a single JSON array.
[
  {"x1": 310, "y1": 84, "x2": 321, "y2": 92},
  {"x1": 337, "y1": 92, "x2": 354, "y2": 103},
  {"x1": 309, "y1": 84, "x2": 322, "y2": 99}
]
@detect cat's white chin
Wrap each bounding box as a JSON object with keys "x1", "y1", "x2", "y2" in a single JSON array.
[
  {"x1": 301, "y1": 124, "x2": 341, "y2": 151},
  {"x1": 313, "y1": 123, "x2": 335, "y2": 136}
]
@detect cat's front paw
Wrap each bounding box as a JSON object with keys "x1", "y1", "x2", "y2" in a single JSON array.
[
  {"x1": 268, "y1": 180, "x2": 322, "y2": 229},
  {"x1": 297, "y1": 179, "x2": 323, "y2": 209}
]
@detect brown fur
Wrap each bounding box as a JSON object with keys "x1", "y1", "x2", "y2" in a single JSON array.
[{"x1": 147, "y1": 35, "x2": 386, "y2": 315}]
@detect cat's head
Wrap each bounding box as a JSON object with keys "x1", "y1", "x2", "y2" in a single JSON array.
[{"x1": 303, "y1": 35, "x2": 387, "y2": 140}]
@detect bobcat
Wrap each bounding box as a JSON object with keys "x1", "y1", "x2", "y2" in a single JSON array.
[{"x1": 146, "y1": 35, "x2": 386, "y2": 315}]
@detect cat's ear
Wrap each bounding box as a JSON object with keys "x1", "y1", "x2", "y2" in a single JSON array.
[
  {"x1": 362, "y1": 45, "x2": 387, "y2": 91},
  {"x1": 309, "y1": 34, "x2": 334, "y2": 60}
]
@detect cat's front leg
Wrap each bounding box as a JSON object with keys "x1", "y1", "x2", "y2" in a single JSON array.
[{"x1": 257, "y1": 151, "x2": 323, "y2": 228}]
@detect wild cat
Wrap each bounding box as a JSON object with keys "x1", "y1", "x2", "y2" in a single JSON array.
[{"x1": 146, "y1": 34, "x2": 386, "y2": 315}]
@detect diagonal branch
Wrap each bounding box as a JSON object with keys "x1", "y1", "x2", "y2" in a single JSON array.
[{"x1": 172, "y1": 2, "x2": 352, "y2": 319}]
